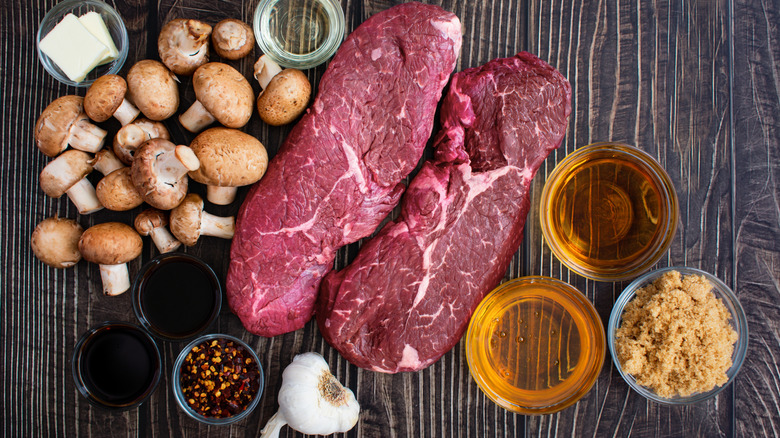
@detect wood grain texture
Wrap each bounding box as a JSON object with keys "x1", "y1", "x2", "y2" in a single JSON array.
[{"x1": 1, "y1": 0, "x2": 778, "y2": 437}]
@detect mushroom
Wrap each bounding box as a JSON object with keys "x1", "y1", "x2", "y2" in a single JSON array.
[
  {"x1": 254, "y1": 56, "x2": 311, "y2": 126},
  {"x1": 211, "y1": 19, "x2": 254, "y2": 60},
  {"x1": 96, "y1": 167, "x2": 144, "y2": 211},
  {"x1": 90, "y1": 148, "x2": 125, "y2": 176},
  {"x1": 84, "y1": 74, "x2": 140, "y2": 125},
  {"x1": 126, "y1": 60, "x2": 179, "y2": 121},
  {"x1": 179, "y1": 62, "x2": 254, "y2": 133},
  {"x1": 131, "y1": 138, "x2": 200, "y2": 210},
  {"x1": 78, "y1": 222, "x2": 142, "y2": 296},
  {"x1": 39, "y1": 149, "x2": 103, "y2": 215},
  {"x1": 134, "y1": 208, "x2": 181, "y2": 253},
  {"x1": 170, "y1": 193, "x2": 235, "y2": 246},
  {"x1": 30, "y1": 217, "x2": 83, "y2": 268},
  {"x1": 188, "y1": 127, "x2": 268, "y2": 205},
  {"x1": 113, "y1": 118, "x2": 171, "y2": 165},
  {"x1": 158, "y1": 19, "x2": 212, "y2": 75},
  {"x1": 34, "y1": 95, "x2": 107, "y2": 157}
]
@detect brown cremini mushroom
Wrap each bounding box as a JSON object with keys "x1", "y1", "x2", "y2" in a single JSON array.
[
  {"x1": 113, "y1": 118, "x2": 171, "y2": 165},
  {"x1": 126, "y1": 60, "x2": 179, "y2": 121},
  {"x1": 90, "y1": 149, "x2": 125, "y2": 176},
  {"x1": 134, "y1": 208, "x2": 181, "y2": 253},
  {"x1": 212, "y1": 19, "x2": 254, "y2": 60},
  {"x1": 179, "y1": 62, "x2": 254, "y2": 132},
  {"x1": 131, "y1": 138, "x2": 200, "y2": 210},
  {"x1": 96, "y1": 167, "x2": 144, "y2": 211},
  {"x1": 254, "y1": 56, "x2": 311, "y2": 126},
  {"x1": 39, "y1": 149, "x2": 103, "y2": 215},
  {"x1": 170, "y1": 193, "x2": 235, "y2": 246},
  {"x1": 30, "y1": 217, "x2": 83, "y2": 268},
  {"x1": 188, "y1": 127, "x2": 268, "y2": 205},
  {"x1": 79, "y1": 222, "x2": 142, "y2": 296},
  {"x1": 35, "y1": 95, "x2": 107, "y2": 157},
  {"x1": 158, "y1": 19, "x2": 212, "y2": 75},
  {"x1": 84, "y1": 74, "x2": 140, "y2": 125}
]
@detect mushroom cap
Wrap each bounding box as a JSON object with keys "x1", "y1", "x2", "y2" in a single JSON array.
[
  {"x1": 39, "y1": 149, "x2": 93, "y2": 197},
  {"x1": 212, "y1": 19, "x2": 254, "y2": 60},
  {"x1": 34, "y1": 95, "x2": 84, "y2": 157},
  {"x1": 30, "y1": 217, "x2": 83, "y2": 268},
  {"x1": 169, "y1": 193, "x2": 203, "y2": 246},
  {"x1": 79, "y1": 222, "x2": 142, "y2": 265},
  {"x1": 256, "y1": 69, "x2": 311, "y2": 126},
  {"x1": 127, "y1": 60, "x2": 179, "y2": 121},
  {"x1": 131, "y1": 138, "x2": 189, "y2": 210},
  {"x1": 188, "y1": 127, "x2": 268, "y2": 187},
  {"x1": 96, "y1": 167, "x2": 144, "y2": 211},
  {"x1": 158, "y1": 19, "x2": 212, "y2": 75},
  {"x1": 84, "y1": 75, "x2": 127, "y2": 122},
  {"x1": 193, "y1": 63, "x2": 254, "y2": 128},
  {"x1": 113, "y1": 118, "x2": 171, "y2": 165},
  {"x1": 134, "y1": 208, "x2": 168, "y2": 236}
]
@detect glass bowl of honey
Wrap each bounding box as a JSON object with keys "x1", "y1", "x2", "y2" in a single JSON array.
[
  {"x1": 540, "y1": 143, "x2": 679, "y2": 281},
  {"x1": 466, "y1": 277, "x2": 605, "y2": 415}
]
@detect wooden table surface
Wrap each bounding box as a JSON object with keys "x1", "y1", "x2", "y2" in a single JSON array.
[{"x1": 2, "y1": 0, "x2": 779, "y2": 436}]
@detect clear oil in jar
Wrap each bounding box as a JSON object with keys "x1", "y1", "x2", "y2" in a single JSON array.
[{"x1": 265, "y1": 0, "x2": 331, "y2": 56}]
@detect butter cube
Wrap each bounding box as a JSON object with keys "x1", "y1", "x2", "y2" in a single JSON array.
[
  {"x1": 79, "y1": 12, "x2": 118, "y2": 65},
  {"x1": 39, "y1": 13, "x2": 109, "y2": 82}
]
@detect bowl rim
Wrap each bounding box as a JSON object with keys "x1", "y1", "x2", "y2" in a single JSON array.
[
  {"x1": 171, "y1": 333, "x2": 265, "y2": 425},
  {"x1": 607, "y1": 266, "x2": 749, "y2": 405},
  {"x1": 36, "y1": 0, "x2": 129, "y2": 87},
  {"x1": 539, "y1": 142, "x2": 680, "y2": 282}
]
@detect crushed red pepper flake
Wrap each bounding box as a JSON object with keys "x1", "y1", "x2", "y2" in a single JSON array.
[{"x1": 180, "y1": 338, "x2": 260, "y2": 418}]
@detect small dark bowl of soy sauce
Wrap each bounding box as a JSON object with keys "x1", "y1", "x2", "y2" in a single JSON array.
[
  {"x1": 132, "y1": 253, "x2": 222, "y2": 341},
  {"x1": 72, "y1": 322, "x2": 162, "y2": 410}
]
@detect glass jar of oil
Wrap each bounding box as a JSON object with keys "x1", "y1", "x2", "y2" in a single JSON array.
[
  {"x1": 466, "y1": 277, "x2": 605, "y2": 414},
  {"x1": 540, "y1": 143, "x2": 679, "y2": 281}
]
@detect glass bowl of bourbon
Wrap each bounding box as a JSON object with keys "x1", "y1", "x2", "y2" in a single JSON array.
[
  {"x1": 466, "y1": 277, "x2": 606, "y2": 415},
  {"x1": 540, "y1": 143, "x2": 679, "y2": 281}
]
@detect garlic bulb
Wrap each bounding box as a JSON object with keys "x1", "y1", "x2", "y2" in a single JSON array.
[{"x1": 260, "y1": 352, "x2": 360, "y2": 438}]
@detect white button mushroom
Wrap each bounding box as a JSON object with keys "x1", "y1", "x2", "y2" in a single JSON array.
[
  {"x1": 211, "y1": 19, "x2": 254, "y2": 60},
  {"x1": 30, "y1": 217, "x2": 83, "y2": 268},
  {"x1": 126, "y1": 60, "x2": 179, "y2": 121},
  {"x1": 158, "y1": 19, "x2": 212, "y2": 76},
  {"x1": 90, "y1": 149, "x2": 125, "y2": 176},
  {"x1": 254, "y1": 56, "x2": 311, "y2": 126},
  {"x1": 134, "y1": 208, "x2": 182, "y2": 253},
  {"x1": 78, "y1": 222, "x2": 142, "y2": 296},
  {"x1": 34, "y1": 95, "x2": 107, "y2": 157},
  {"x1": 113, "y1": 118, "x2": 171, "y2": 165},
  {"x1": 39, "y1": 149, "x2": 103, "y2": 215},
  {"x1": 170, "y1": 193, "x2": 235, "y2": 246},
  {"x1": 179, "y1": 62, "x2": 254, "y2": 133},
  {"x1": 188, "y1": 127, "x2": 269, "y2": 205},
  {"x1": 130, "y1": 138, "x2": 200, "y2": 210},
  {"x1": 84, "y1": 74, "x2": 140, "y2": 126},
  {"x1": 95, "y1": 167, "x2": 144, "y2": 211}
]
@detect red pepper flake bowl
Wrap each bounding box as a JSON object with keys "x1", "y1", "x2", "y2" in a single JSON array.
[{"x1": 172, "y1": 334, "x2": 264, "y2": 424}]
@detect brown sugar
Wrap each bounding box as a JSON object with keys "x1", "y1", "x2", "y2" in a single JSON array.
[{"x1": 615, "y1": 270, "x2": 738, "y2": 398}]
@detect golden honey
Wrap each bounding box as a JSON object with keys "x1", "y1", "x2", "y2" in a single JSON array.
[
  {"x1": 466, "y1": 277, "x2": 605, "y2": 414},
  {"x1": 540, "y1": 143, "x2": 679, "y2": 281}
]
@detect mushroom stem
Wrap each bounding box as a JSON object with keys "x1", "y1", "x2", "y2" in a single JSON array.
[
  {"x1": 149, "y1": 227, "x2": 182, "y2": 253},
  {"x1": 179, "y1": 100, "x2": 216, "y2": 133},
  {"x1": 254, "y1": 55, "x2": 283, "y2": 90},
  {"x1": 206, "y1": 185, "x2": 238, "y2": 205},
  {"x1": 175, "y1": 145, "x2": 201, "y2": 171},
  {"x1": 113, "y1": 99, "x2": 141, "y2": 125},
  {"x1": 98, "y1": 263, "x2": 131, "y2": 296},
  {"x1": 90, "y1": 149, "x2": 125, "y2": 175},
  {"x1": 69, "y1": 118, "x2": 107, "y2": 153},
  {"x1": 201, "y1": 212, "x2": 235, "y2": 239},
  {"x1": 65, "y1": 178, "x2": 104, "y2": 214}
]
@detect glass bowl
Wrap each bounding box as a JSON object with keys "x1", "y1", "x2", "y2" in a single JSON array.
[
  {"x1": 607, "y1": 266, "x2": 749, "y2": 404},
  {"x1": 466, "y1": 277, "x2": 605, "y2": 415},
  {"x1": 253, "y1": 0, "x2": 345, "y2": 69},
  {"x1": 540, "y1": 143, "x2": 679, "y2": 281},
  {"x1": 37, "y1": 0, "x2": 129, "y2": 87},
  {"x1": 172, "y1": 334, "x2": 264, "y2": 425}
]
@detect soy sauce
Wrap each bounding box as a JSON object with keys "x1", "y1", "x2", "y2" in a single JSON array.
[{"x1": 134, "y1": 254, "x2": 221, "y2": 340}]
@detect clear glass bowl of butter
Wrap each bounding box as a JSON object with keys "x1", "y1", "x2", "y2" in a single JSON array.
[{"x1": 37, "y1": 0, "x2": 129, "y2": 87}]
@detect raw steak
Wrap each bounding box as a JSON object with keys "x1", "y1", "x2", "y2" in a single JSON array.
[
  {"x1": 317, "y1": 52, "x2": 572, "y2": 372},
  {"x1": 227, "y1": 3, "x2": 462, "y2": 337}
]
